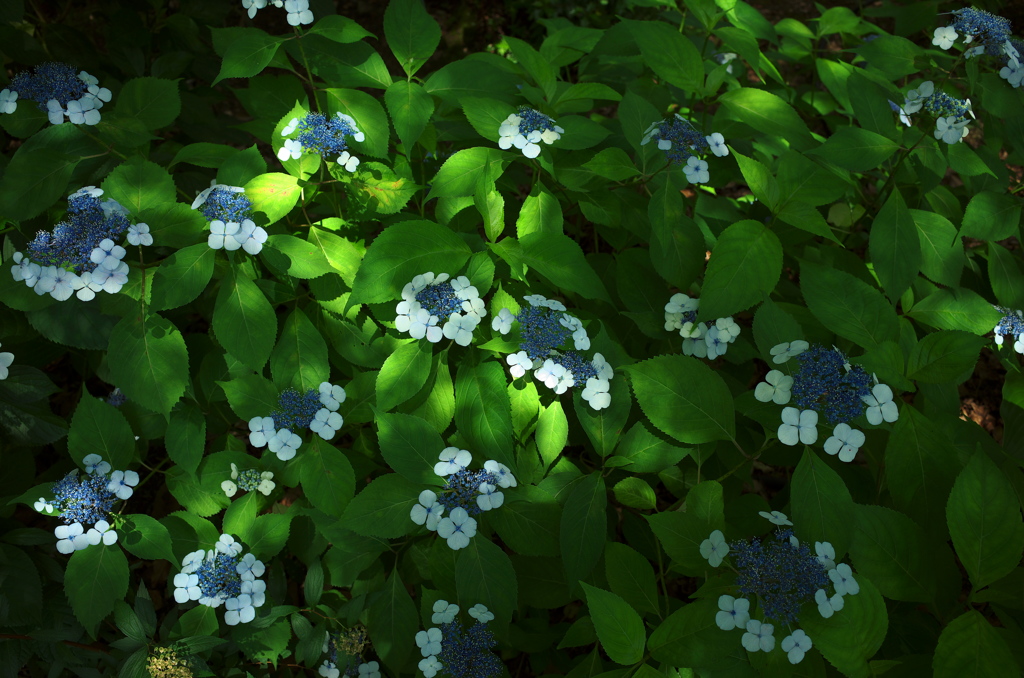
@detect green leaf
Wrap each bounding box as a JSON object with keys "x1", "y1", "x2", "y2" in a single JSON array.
[
  {"x1": 490, "y1": 489, "x2": 560, "y2": 557},
  {"x1": 506, "y1": 36, "x2": 557, "y2": 100},
  {"x1": 907, "y1": 331, "x2": 986, "y2": 383},
  {"x1": 870, "y1": 188, "x2": 921, "y2": 302},
  {"x1": 627, "y1": 355, "x2": 735, "y2": 444},
  {"x1": 220, "y1": 374, "x2": 279, "y2": 421},
  {"x1": 385, "y1": 80, "x2": 434, "y2": 149},
  {"x1": 580, "y1": 582, "x2": 646, "y2": 665},
  {"x1": 612, "y1": 477, "x2": 656, "y2": 510},
  {"x1": 885, "y1": 407, "x2": 960, "y2": 539},
  {"x1": 376, "y1": 341, "x2": 432, "y2": 412},
  {"x1": 462, "y1": 96, "x2": 517, "y2": 143},
  {"x1": 560, "y1": 472, "x2": 607, "y2": 594},
  {"x1": 265, "y1": 234, "x2": 334, "y2": 279},
  {"x1": 574, "y1": 378, "x2": 632, "y2": 457},
  {"x1": 800, "y1": 262, "x2": 899, "y2": 349},
  {"x1": 536, "y1": 401, "x2": 569, "y2": 469},
  {"x1": 913, "y1": 209, "x2": 964, "y2": 288},
  {"x1": 519, "y1": 231, "x2": 611, "y2": 303},
  {"x1": 218, "y1": 144, "x2": 268, "y2": 187},
  {"x1": 933, "y1": 610, "x2": 1020, "y2": 678},
  {"x1": 223, "y1": 492, "x2": 260, "y2": 542},
  {"x1": 960, "y1": 191, "x2": 1022, "y2": 241},
  {"x1": 383, "y1": 0, "x2": 441, "y2": 77},
  {"x1": 777, "y1": 199, "x2": 840, "y2": 242},
  {"x1": 324, "y1": 88, "x2": 390, "y2": 159},
  {"x1": 810, "y1": 126, "x2": 899, "y2": 172},
  {"x1": 307, "y1": 15, "x2": 374, "y2": 43},
  {"x1": 733, "y1": 150, "x2": 780, "y2": 210},
  {"x1": 698, "y1": 220, "x2": 782, "y2": 321},
  {"x1": 604, "y1": 542, "x2": 660, "y2": 617},
  {"x1": 26, "y1": 303, "x2": 117, "y2": 351},
  {"x1": 454, "y1": 360, "x2": 515, "y2": 473},
  {"x1": 101, "y1": 157, "x2": 177, "y2": 217},
  {"x1": 800, "y1": 576, "x2": 887, "y2": 678},
  {"x1": 367, "y1": 569, "x2": 418, "y2": 669},
  {"x1": 718, "y1": 87, "x2": 815, "y2": 149},
  {"x1": 581, "y1": 148, "x2": 640, "y2": 181},
  {"x1": 475, "y1": 184, "x2": 505, "y2": 241},
  {"x1": 150, "y1": 243, "x2": 215, "y2": 312},
  {"x1": 169, "y1": 143, "x2": 238, "y2": 169},
  {"x1": 299, "y1": 437, "x2": 356, "y2": 516},
  {"x1": 165, "y1": 466, "x2": 228, "y2": 517},
  {"x1": 947, "y1": 451, "x2": 1024, "y2": 590},
  {"x1": 648, "y1": 175, "x2": 704, "y2": 289},
  {"x1": 307, "y1": 227, "x2": 364, "y2": 287},
  {"x1": 376, "y1": 412, "x2": 446, "y2": 486},
  {"x1": 213, "y1": 268, "x2": 276, "y2": 372},
  {"x1": 791, "y1": 449, "x2": 855, "y2": 557},
  {"x1": 907, "y1": 288, "x2": 1003, "y2": 334},
  {"x1": 340, "y1": 474, "x2": 421, "y2": 538},
  {"x1": 166, "y1": 401, "x2": 206, "y2": 475},
  {"x1": 65, "y1": 545, "x2": 129, "y2": 633},
  {"x1": 246, "y1": 513, "x2": 291, "y2": 560},
  {"x1": 175, "y1": 605, "x2": 219, "y2": 638},
  {"x1": 121, "y1": 514, "x2": 177, "y2": 563},
  {"x1": 140, "y1": 202, "x2": 207, "y2": 249},
  {"x1": 647, "y1": 481, "x2": 724, "y2": 575},
  {"x1": 270, "y1": 307, "x2": 329, "y2": 392},
  {"x1": 349, "y1": 220, "x2": 472, "y2": 306},
  {"x1": 244, "y1": 173, "x2": 300, "y2": 225},
  {"x1": 647, "y1": 598, "x2": 737, "y2": 669},
  {"x1": 849, "y1": 505, "x2": 940, "y2": 603},
  {"x1": 427, "y1": 147, "x2": 508, "y2": 200},
  {"x1": 107, "y1": 314, "x2": 189, "y2": 415},
  {"x1": 0, "y1": 126, "x2": 84, "y2": 221},
  {"x1": 613, "y1": 422, "x2": 689, "y2": 473},
  {"x1": 214, "y1": 29, "x2": 282, "y2": 84},
  {"x1": 456, "y1": 537, "x2": 518, "y2": 627},
  {"x1": 115, "y1": 77, "x2": 181, "y2": 130},
  {"x1": 851, "y1": 34, "x2": 920, "y2": 80},
  {"x1": 625, "y1": 20, "x2": 703, "y2": 94}
]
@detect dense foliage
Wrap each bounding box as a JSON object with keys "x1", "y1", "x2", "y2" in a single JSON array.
[{"x1": 2, "y1": 0, "x2": 1024, "y2": 676}]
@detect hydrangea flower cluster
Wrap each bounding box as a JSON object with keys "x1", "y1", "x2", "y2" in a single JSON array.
[
  {"x1": 0, "y1": 343, "x2": 13, "y2": 380},
  {"x1": 221, "y1": 463, "x2": 276, "y2": 497},
  {"x1": 931, "y1": 7, "x2": 1018, "y2": 70},
  {"x1": 699, "y1": 512, "x2": 860, "y2": 665},
  {"x1": 896, "y1": 81, "x2": 975, "y2": 144},
  {"x1": 497, "y1": 107, "x2": 564, "y2": 158},
  {"x1": 279, "y1": 112, "x2": 364, "y2": 171},
  {"x1": 36, "y1": 454, "x2": 138, "y2": 554},
  {"x1": 319, "y1": 626, "x2": 379, "y2": 678},
  {"x1": 10, "y1": 187, "x2": 150, "y2": 302},
  {"x1": 410, "y1": 449, "x2": 516, "y2": 550},
  {"x1": 173, "y1": 534, "x2": 267, "y2": 626},
  {"x1": 107, "y1": 388, "x2": 127, "y2": 407},
  {"x1": 664, "y1": 293, "x2": 741, "y2": 359},
  {"x1": 249, "y1": 382, "x2": 347, "y2": 460},
  {"x1": 415, "y1": 601, "x2": 501, "y2": 678},
  {"x1": 993, "y1": 306, "x2": 1024, "y2": 353},
  {"x1": 492, "y1": 294, "x2": 614, "y2": 410},
  {"x1": 146, "y1": 644, "x2": 194, "y2": 678},
  {"x1": 754, "y1": 342, "x2": 898, "y2": 460},
  {"x1": 641, "y1": 114, "x2": 728, "y2": 183},
  {"x1": 242, "y1": 0, "x2": 314, "y2": 25},
  {"x1": 0, "y1": 62, "x2": 111, "y2": 125},
  {"x1": 191, "y1": 180, "x2": 268, "y2": 255},
  {"x1": 394, "y1": 272, "x2": 487, "y2": 346}
]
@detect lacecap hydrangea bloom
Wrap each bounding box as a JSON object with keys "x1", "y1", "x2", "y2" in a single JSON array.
[
  {"x1": 11, "y1": 187, "x2": 150, "y2": 302},
  {"x1": 242, "y1": 0, "x2": 313, "y2": 25},
  {"x1": 699, "y1": 511, "x2": 860, "y2": 665},
  {"x1": 931, "y1": 7, "x2": 1019, "y2": 71},
  {"x1": 319, "y1": 626, "x2": 378, "y2": 678},
  {"x1": 36, "y1": 454, "x2": 137, "y2": 554},
  {"x1": 0, "y1": 343, "x2": 13, "y2": 380},
  {"x1": 493, "y1": 294, "x2": 614, "y2": 410},
  {"x1": 664, "y1": 293, "x2": 741, "y2": 359},
  {"x1": 173, "y1": 534, "x2": 267, "y2": 625},
  {"x1": 249, "y1": 381, "x2": 347, "y2": 460},
  {"x1": 1, "y1": 62, "x2": 111, "y2": 125},
  {"x1": 146, "y1": 644, "x2": 195, "y2": 678},
  {"x1": 221, "y1": 463, "x2": 276, "y2": 497},
  {"x1": 191, "y1": 180, "x2": 267, "y2": 255},
  {"x1": 993, "y1": 306, "x2": 1024, "y2": 354},
  {"x1": 410, "y1": 449, "x2": 516, "y2": 550},
  {"x1": 897, "y1": 80, "x2": 975, "y2": 144},
  {"x1": 498, "y1": 106, "x2": 564, "y2": 158},
  {"x1": 757, "y1": 342, "x2": 897, "y2": 460},
  {"x1": 415, "y1": 601, "x2": 501, "y2": 678},
  {"x1": 394, "y1": 272, "x2": 487, "y2": 346},
  {"x1": 641, "y1": 114, "x2": 728, "y2": 184},
  {"x1": 279, "y1": 111, "x2": 363, "y2": 170}
]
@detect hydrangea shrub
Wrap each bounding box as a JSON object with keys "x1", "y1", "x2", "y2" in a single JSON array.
[{"x1": 1, "y1": 0, "x2": 1024, "y2": 676}]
